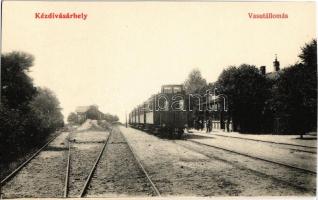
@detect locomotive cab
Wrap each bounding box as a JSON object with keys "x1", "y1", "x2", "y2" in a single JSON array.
[
  {"x1": 161, "y1": 85, "x2": 183, "y2": 94},
  {"x1": 157, "y1": 85, "x2": 188, "y2": 137}
]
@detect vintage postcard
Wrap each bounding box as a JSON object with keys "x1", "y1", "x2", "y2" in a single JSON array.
[{"x1": 0, "y1": 1, "x2": 316, "y2": 199}]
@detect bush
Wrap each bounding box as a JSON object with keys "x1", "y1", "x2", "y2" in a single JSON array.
[{"x1": 0, "y1": 52, "x2": 64, "y2": 174}]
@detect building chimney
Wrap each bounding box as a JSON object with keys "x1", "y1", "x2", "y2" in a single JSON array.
[
  {"x1": 260, "y1": 66, "x2": 266, "y2": 75},
  {"x1": 273, "y1": 54, "x2": 280, "y2": 72}
]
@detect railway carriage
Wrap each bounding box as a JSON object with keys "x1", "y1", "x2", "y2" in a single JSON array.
[{"x1": 129, "y1": 84, "x2": 188, "y2": 137}]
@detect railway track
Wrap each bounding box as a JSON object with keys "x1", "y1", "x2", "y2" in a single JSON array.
[
  {"x1": 65, "y1": 127, "x2": 160, "y2": 197},
  {"x1": 0, "y1": 131, "x2": 63, "y2": 186},
  {"x1": 212, "y1": 133, "x2": 317, "y2": 152},
  {"x1": 79, "y1": 128, "x2": 113, "y2": 197},
  {"x1": 63, "y1": 138, "x2": 72, "y2": 198},
  {"x1": 62, "y1": 128, "x2": 112, "y2": 198},
  {"x1": 187, "y1": 139, "x2": 316, "y2": 174},
  {"x1": 174, "y1": 140, "x2": 315, "y2": 193},
  {"x1": 119, "y1": 130, "x2": 161, "y2": 197}
]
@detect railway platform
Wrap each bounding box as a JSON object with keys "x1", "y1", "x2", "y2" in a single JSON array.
[
  {"x1": 185, "y1": 129, "x2": 317, "y2": 173},
  {"x1": 189, "y1": 129, "x2": 317, "y2": 148}
]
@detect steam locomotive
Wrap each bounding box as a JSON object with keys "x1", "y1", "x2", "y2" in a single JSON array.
[{"x1": 129, "y1": 85, "x2": 188, "y2": 137}]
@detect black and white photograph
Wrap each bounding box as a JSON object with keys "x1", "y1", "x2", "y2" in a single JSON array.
[{"x1": 0, "y1": 1, "x2": 317, "y2": 199}]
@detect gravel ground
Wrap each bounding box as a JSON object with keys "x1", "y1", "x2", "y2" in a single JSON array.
[
  {"x1": 119, "y1": 126, "x2": 316, "y2": 196},
  {"x1": 0, "y1": 131, "x2": 61, "y2": 180},
  {"x1": 86, "y1": 127, "x2": 155, "y2": 197},
  {"x1": 192, "y1": 129, "x2": 317, "y2": 147},
  {"x1": 175, "y1": 140, "x2": 316, "y2": 193},
  {"x1": 3, "y1": 123, "x2": 315, "y2": 198},
  {"x1": 67, "y1": 130, "x2": 109, "y2": 197},
  {"x1": 1, "y1": 131, "x2": 69, "y2": 198},
  {"x1": 184, "y1": 133, "x2": 316, "y2": 172},
  {"x1": 211, "y1": 134, "x2": 317, "y2": 153}
]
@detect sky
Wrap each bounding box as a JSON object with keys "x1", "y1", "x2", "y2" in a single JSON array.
[{"x1": 1, "y1": 1, "x2": 316, "y2": 122}]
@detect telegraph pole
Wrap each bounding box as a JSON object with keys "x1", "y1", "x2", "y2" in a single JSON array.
[{"x1": 125, "y1": 111, "x2": 128, "y2": 128}]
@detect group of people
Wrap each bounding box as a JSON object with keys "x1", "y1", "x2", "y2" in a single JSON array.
[{"x1": 194, "y1": 117, "x2": 213, "y2": 133}]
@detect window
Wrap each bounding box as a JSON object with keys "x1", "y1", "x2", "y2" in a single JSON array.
[
  {"x1": 163, "y1": 87, "x2": 173, "y2": 94},
  {"x1": 173, "y1": 86, "x2": 182, "y2": 93}
]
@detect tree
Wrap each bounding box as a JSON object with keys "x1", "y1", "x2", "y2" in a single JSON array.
[
  {"x1": 67, "y1": 112, "x2": 78, "y2": 124},
  {"x1": 183, "y1": 69, "x2": 208, "y2": 128},
  {"x1": 0, "y1": 104, "x2": 26, "y2": 148},
  {"x1": 86, "y1": 105, "x2": 101, "y2": 120},
  {"x1": 1, "y1": 52, "x2": 65, "y2": 167},
  {"x1": 217, "y1": 64, "x2": 271, "y2": 132},
  {"x1": 1, "y1": 51, "x2": 39, "y2": 160},
  {"x1": 102, "y1": 113, "x2": 119, "y2": 122},
  {"x1": 184, "y1": 69, "x2": 207, "y2": 94},
  {"x1": 1, "y1": 51, "x2": 37, "y2": 109},
  {"x1": 29, "y1": 87, "x2": 64, "y2": 132},
  {"x1": 299, "y1": 39, "x2": 317, "y2": 68},
  {"x1": 272, "y1": 39, "x2": 317, "y2": 136}
]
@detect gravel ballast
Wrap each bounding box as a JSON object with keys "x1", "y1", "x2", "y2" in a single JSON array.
[
  {"x1": 119, "y1": 126, "x2": 316, "y2": 196},
  {"x1": 67, "y1": 130, "x2": 109, "y2": 197},
  {"x1": 86, "y1": 127, "x2": 155, "y2": 197},
  {"x1": 1, "y1": 132, "x2": 69, "y2": 198}
]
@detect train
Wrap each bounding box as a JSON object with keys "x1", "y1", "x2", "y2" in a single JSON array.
[{"x1": 129, "y1": 84, "x2": 188, "y2": 137}]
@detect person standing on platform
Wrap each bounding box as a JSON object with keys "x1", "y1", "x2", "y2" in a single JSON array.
[{"x1": 206, "y1": 118, "x2": 212, "y2": 133}]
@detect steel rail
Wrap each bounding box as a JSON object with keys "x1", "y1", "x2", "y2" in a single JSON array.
[
  {"x1": 79, "y1": 128, "x2": 112, "y2": 198},
  {"x1": 120, "y1": 129, "x2": 161, "y2": 197},
  {"x1": 64, "y1": 140, "x2": 71, "y2": 198},
  {"x1": 213, "y1": 133, "x2": 316, "y2": 149},
  {"x1": 0, "y1": 132, "x2": 63, "y2": 185},
  {"x1": 174, "y1": 141, "x2": 315, "y2": 193},
  {"x1": 188, "y1": 139, "x2": 316, "y2": 174}
]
